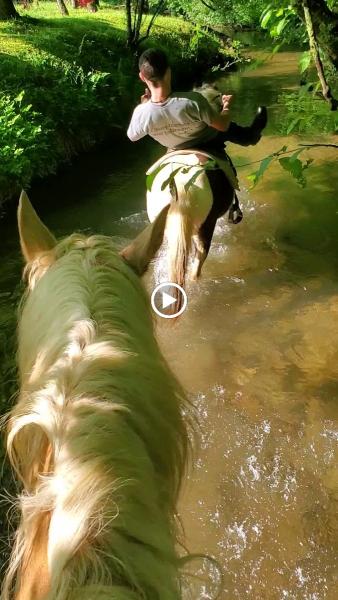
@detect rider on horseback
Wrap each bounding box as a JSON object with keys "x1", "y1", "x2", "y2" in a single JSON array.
[
  {"x1": 127, "y1": 48, "x2": 267, "y2": 225},
  {"x1": 127, "y1": 48, "x2": 268, "y2": 156}
]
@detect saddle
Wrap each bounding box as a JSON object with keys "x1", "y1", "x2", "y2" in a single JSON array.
[{"x1": 146, "y1": 149, "x2": 242, "y2": 224}]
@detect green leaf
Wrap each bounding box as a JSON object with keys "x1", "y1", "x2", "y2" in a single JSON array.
[
  {"x1": 184, "y1": 169, "x2": 205, "y2": 193},
  {"x1": 160, "y1": 167, "x2": 182, "y2": 191},
  {"x1": 299, "y1": 51, "x2": 312, "y2": 74},
  {"x1": 286, "y1": 117, "x2": 302, "y2": 135},
  {"x1": 247, "y1": 173, "x2": 258, "y2": 185},
  {"x1": 276, "y1": 17, "x2": 288, "y2": 36},
  {"x1": 146, "y1": 163, "x2": 168, "y2": 192},
  {"x1": 261, "y1": 8, "x2": 273, "y2": 28},
  {"x1": 272, "y1": 43, "x2": 283, "y2": 55},
  {"x1": 248, "y1": 155, "x2": 275, "y2": 187},
  {"x1": 278, "y1": 156, "x2": 310, "y2": 187},
  {"x1": 289, "y1": 148, "x2": 305, "y2": 161},
  {"x1": 15, "y1": 90, "x2": 25, "y2": 103},
  {"x1": 279, "y1": 156, "x2": 301, "y2": 175}
]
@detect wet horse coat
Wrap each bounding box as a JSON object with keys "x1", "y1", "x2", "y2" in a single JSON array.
[{"x1": 146, "y1": 147, "x2": 238, "y2": 286}]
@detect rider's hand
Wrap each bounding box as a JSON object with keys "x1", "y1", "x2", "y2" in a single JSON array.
[
  {"x1": 221, "y1": 94, "x2": 233, "y2": 111},
  {"x1": 141, "y1": 88, "x2": 151, "y2": 104}
]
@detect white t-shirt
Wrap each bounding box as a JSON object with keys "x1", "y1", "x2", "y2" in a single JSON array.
[{"x1": 127, "y1": 91, "x2": 218, "y2": 150}]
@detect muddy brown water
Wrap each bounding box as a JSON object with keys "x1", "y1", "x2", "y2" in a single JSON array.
[{"x1": 0, "y1": 47, "x2": 337, "y2": 598}]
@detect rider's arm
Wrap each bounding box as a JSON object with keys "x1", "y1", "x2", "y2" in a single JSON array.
[
  {"x1": 209, "y1": 110, "x2": 231, "y2": 132},
  {"x1": 127, "y1": 105, "x2": 148, "y2": 142},
  {"x1": 195, "y1": 92, "x2": 232, "y2": 132},
  {"x1": 209, "y1": 94, "x2": 232, "y2": 131}
]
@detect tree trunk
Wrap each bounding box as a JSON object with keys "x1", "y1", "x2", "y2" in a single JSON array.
[
  {"x1": 134, "y1": 0, "x2": 145, "y2": 45},
  {"x1": 126, "y1": 0, "x2": 133, "y2": 47},
  {"x1": 293, "y1": 0, "x2": 338, "y2": 71},
  {"x1": 0, "y1": 0, "x2": 19, "y2": 19},
  {"x1": 302, "y1": 0, "x2": 337, "y2": 109},
  {"x1": 126, "y1": 0, "x2": 162, "y2": 49},
  {"x1": 138, "y1": 0, "x2": 166, "y2": 46},
  {"x1": 56, "y1": 0, "x2": 69, "y2": 15}
]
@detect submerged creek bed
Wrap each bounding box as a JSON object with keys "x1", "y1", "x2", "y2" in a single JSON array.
[{"x1": 0, "y1": 43, "x2": 338, "y2": 597}]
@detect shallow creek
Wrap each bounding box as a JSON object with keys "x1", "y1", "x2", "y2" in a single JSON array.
[{"x1": 0, "y1": 45, "x2": 337, "y2": 599}]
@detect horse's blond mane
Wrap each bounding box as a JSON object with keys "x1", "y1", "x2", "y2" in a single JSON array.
[{"x1": 2, "y1": 233, "x2": 189, "y2": 600}]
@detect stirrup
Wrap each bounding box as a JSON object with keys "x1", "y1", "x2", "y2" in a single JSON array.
[{"x1": 228, "y1": 193, "x2": 243, "y2": 225}]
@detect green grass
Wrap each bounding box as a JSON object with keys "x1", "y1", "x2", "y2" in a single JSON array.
[{"x1": 0, "y1": 2, "x2": 238, "y2": 204}]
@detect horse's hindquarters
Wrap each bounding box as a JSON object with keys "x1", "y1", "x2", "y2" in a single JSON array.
[{"x1": 146, "y1": 158, "x2": 213, "y2": 228}]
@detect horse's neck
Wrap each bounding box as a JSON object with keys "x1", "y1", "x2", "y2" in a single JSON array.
[{"x1": 18, "y1": 258, "x2": 146, "y2": 388}]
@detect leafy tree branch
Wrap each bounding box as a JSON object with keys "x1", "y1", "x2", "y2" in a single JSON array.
[{"x1": 238, "y1": 143, "x2": 338, "y2": 188}]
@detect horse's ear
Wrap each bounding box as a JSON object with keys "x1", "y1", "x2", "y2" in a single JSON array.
[
  {"x1": 120, "y1": 204, "x2": 170, "y2": 275},
  {"x1": 18, "y1": 190, "x2": 57, "y2": 263}
]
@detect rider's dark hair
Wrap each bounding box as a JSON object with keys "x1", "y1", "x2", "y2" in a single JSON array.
[{"x1": 138, "y1": 48, "x2": 169, "y2": 82}]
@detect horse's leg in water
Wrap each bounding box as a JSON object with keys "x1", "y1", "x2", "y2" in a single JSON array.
[
  {"x1": 191, "y1": 169, "x2": 234, "y2": 280},
  {"x1": 191, "y1": 209, "x2": 218, "y2": 280}
]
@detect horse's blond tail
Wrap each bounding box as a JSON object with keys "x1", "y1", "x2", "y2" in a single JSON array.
[{"x1": 165, "y1": 186, "x2": 193, "y2": 311}]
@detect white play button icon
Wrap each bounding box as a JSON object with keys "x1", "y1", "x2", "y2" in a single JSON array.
[
  {"x1": 151, "y1": 282, "x2": 188, "y2": 319},
  {"x1": 162, "y1": 291, "x2": 176, "y2": 310}
]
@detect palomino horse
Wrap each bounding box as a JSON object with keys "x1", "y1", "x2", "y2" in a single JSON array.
[
  {"x1": 146, "y1": 86, "x2": 240, "y2": 296},
  {"x1": 2, "y1": 192, "x2": 189, "y2": 600}
]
